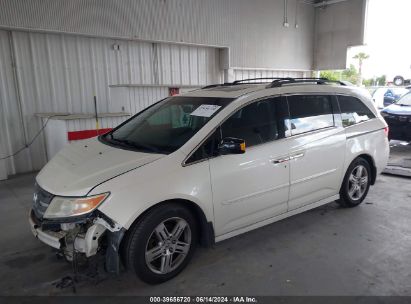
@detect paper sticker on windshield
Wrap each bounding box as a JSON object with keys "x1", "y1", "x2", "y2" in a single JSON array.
[{"x1": 190, "y1": 104, "x2": 221, "y2": 117}]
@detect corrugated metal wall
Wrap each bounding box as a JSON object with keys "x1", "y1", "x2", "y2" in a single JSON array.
[
  {"x1": 11, "y1": 31, "x2": 221, "y2": 114},
  {"x1": 108, "y1": 86, "x2": 170, "y2": 118},
  {"x1": 125, "y1": 87, "x2": 169, "y2": 114},
  {"x1": 0, "y1": 0, "x2": 316, "y2": 70},
  {"x1": 0, "y1": 29, "x2": 222, "y2": 176},
  {"x1": 66, "y1": 117, "x2": 128, "y2": 134},
  {"x1": 0, "y1": 30, "x2": 30, "y2": 175},
  {"x1": 233, "y1": 69, "x2": 311, "y2": 80}
]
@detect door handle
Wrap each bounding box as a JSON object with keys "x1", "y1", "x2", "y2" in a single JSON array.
[
  {"x1": 289, "y1": 152, "x2": 304, "y2": 160},
  {"x1": 271, "y1": 157, "x2": 289, "y2": 164}
]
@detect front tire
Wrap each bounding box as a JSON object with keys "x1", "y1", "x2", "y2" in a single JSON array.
[
  {"x1": 123, "y1": 203, "x2": 198, "y2": 284},
  {"x1": 337, "y1": 157, "x2": 371, "y2": 208}
]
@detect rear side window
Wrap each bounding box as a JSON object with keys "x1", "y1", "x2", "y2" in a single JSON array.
[
  {"x1": 337, "y1": 95, "x2": 376, "y2": 127},
  {"x1": 287, "y1": 95, "x2": 335, "y2": 135}
]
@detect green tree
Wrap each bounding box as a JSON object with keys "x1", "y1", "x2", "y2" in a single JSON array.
[
  {"x1": 319, "y1": 65, "x2": 359, "y2": 85},
  {"x1": 361, "y1": 75, "x2": 386, "y2": 87},
  {"x1": 363, "y1": 78, "x2": 373, "y2": 87},
  {"x1": 319, "y1": 70, "x2": 342, "y2": 82},
  {"x1": 342, "y1": 64, "x2": 359, "y2": 85},
  {"x1": 353, "y1": 52, "x2": 370, "y2": 85},
  {"x1": 376, "y1": 75, "x2": 386, "y2": 86}
]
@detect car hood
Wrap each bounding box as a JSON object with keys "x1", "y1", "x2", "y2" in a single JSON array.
[
  {"x1": 36, "y1": 138, "x2": 164, "y2": 196},
  {"x1": 383, "y1": 104, "x2": 411, "y2": 115}
]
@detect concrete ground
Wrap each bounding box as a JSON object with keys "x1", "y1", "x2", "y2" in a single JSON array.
[{"x1": 0, "y1": 172, "x2": 410, "y2": 296}]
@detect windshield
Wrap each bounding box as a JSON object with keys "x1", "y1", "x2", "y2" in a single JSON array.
[
  {"x1": 391, "y1": 88, "x2": 409, "y2": 96},
  {"x1": 396, "y1": 93, "x2": 411, "y2": 106},
  {"x1": 101, "y1": 96, "x2": 233, "y2": 154}
]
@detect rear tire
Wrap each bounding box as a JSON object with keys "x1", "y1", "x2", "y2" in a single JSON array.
[
  {"x1": 337, "y1": 157, "x2": 371, "y2": 208},
  {"x1": 123, "y1": 203, "x2": 198, "y2": 284},
  {"x1": 393, "y1": 76, "x2": 404, "y2": 86}
]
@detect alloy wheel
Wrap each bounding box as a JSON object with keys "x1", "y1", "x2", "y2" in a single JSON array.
[
  {"x1": 348, "y1": 165, "x2": 369, "y2": 201},
  {"x1": 145, "y1": 217, "x2": 191, "y2": 274}
]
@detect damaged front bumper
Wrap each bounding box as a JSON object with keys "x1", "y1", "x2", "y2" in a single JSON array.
[
  {"x1": 28, "y1": 209, "x2": 125, "y2": 273},
  {"x1": 29, "y1": 211, "x2": 65, "y2": 249}
]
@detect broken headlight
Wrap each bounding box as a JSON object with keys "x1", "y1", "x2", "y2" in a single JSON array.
[{"x1": 43, "y1": 193, "x2": 109, "y2": 219}]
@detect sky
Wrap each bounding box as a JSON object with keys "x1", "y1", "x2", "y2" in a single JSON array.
[{"x1": 346, "y1": 0, "x2": 411, "y2": 80}]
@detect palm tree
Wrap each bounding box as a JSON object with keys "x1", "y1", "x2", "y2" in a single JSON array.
[{"x1": 353, "y1": 52, "x2": 369, "y2": 86}]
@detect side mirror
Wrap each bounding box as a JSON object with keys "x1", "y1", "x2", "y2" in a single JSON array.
[{"x1": 218, "y1": 137, "x2": 246, "y2": 155}]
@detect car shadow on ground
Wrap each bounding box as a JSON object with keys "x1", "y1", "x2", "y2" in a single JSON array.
[{"x1": 12, "y1": 202, "x2": 344, "y2": 295}]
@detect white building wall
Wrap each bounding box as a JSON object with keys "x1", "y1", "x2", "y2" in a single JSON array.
[
  {"x1": 0, "y1": 30, "x2": 222, "y2": 176},
  {"x1": 233, "y1": 68, "x2": 311, "y2": 81},
  {"x1": 0, "y1": 0, "x2": 316, "y2": 71},
  {"x1": 0, "y1": 0, "x2": 330, "y2": 178},
  {"x1": 11, "y1": 31, "x2": 221, "y2": 114},
  {"x1": 0, "y1": 30, "x2": 30, "y2": 175}
]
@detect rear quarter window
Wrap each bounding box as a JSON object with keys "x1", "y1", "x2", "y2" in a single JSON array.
[
  {"x1": 287, "y1": 95, "x2": 335, "y2": 135},
  {"x1": 337, "y1": 95, "x2": 376, "y2": 127}
]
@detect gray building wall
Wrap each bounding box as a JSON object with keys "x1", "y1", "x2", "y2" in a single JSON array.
[
  {"x1": 0, "y1": 30, "x2": 222, "y2": 176},
  {"x1": 314, "y1": 0, "x2": 367, "y2": 70},
  {"x1": 0, "y1": 0, "x2": 316, "y2": 70}
]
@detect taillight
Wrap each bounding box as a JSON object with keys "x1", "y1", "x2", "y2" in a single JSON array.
[{"x1": 384, "y1": 126, "x2": 389, "y2": 136}]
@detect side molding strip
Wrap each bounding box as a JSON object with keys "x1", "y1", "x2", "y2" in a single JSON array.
[{"x1": 346, "y1": 128, "x2": 384, "y2": 139}]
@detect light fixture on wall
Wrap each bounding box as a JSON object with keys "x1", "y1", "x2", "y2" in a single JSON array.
[
  {"x1": 112, "y1": 44, "x2": 120, "y2": 51},
  {"x1": 283, "y1": 0, "x2": 289, "y2": 27}
]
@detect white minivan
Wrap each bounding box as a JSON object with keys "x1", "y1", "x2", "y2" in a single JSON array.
[{"x1": 29, "y1": 78, "x2": 389, "y2": 284}]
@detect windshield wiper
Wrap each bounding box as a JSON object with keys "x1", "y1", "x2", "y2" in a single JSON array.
[
  {"x1": 104, "y1": 133, "x2": 129, "y2": 148},
  {"x1": 107, "y1": 136, "x2": 161, "y2": 154},
  {"x1": 122, "y1": 140, "x2": 162, "y2": 153}
]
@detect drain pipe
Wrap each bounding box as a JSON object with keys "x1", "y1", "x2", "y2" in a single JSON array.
[
  {"x1": 283, "y1": 0, "x2": 289, "y2": 27},
  {"x1": 295, "y1": 0, "x2": 299, "y2": 28}
]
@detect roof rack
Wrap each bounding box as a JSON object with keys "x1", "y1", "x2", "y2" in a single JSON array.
[
  {"x1": 201, "y1": 77, "x2": 347, "y2": 89},
  {"x1": 267, "y1": 77, "x2": 347, "y2": 88},
  {"x1": 201, "y1": 83, "x2": 233, "y2": 89},
  {"x1": 232, "y1": 77, "x2": 285, "y2": 85}
]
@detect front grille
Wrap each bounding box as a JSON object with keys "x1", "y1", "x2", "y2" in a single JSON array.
[
  {"x1": 30, "y1": 209, "x2": 41, "y2": 227},
  {"x1": 32, "y1": 184, "x2": 54, "y2": 220}
]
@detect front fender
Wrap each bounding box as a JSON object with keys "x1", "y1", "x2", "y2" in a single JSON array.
[{"x1": 92, "y1": 153, "x2": 214, "y2": 230}]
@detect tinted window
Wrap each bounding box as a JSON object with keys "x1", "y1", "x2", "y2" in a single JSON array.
[
  {"x1": 186, "y1": 129, "x2": 221, "y2": 164},
  {"x1": 288, "y1": 95, "x2": 334, "y2": 135},
  {"x1": 220, "y1": 97, "x2": 288, "y2": 147},
  {"x1": 337, "y1": 95, "x2": 376, "y2": 127}
]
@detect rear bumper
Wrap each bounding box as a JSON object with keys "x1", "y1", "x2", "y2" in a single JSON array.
[
  {"x1": 383, "y1": 115, "x2": 411, "y2": 141},
  {"x1": 388, "y1": 124, "x2": 411, "y2": 141},
  {"x1": 28, "y1": 210, "x2": 65, "y2": 249}
]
